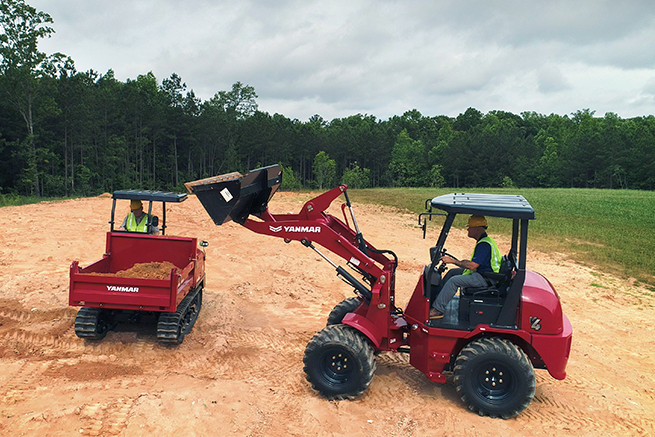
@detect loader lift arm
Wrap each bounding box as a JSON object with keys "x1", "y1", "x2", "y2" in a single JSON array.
[{"x1": 186, "y1": 166, "x2": 396, "y2": 302}]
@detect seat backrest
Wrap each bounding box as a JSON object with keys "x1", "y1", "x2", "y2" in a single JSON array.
[
  {"x1": 495, "y1": 253, "x2": 517, "y2": 296},
  {"x1": 481, "y1": 255, "x2": 510, "y2": 283},
  {"x1": 498, "y1": 255, "x2": 511, "y2": 279}
]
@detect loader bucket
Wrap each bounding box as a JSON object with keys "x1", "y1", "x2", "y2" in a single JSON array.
[{"x1": 185, "y1": 164, "x2": 282, "y2": 225}]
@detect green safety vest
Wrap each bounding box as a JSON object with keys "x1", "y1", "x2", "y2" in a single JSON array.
[
  {"x1": 126, "y1": 213, "x2": 150, "y2": 233},
  {"x1": 463, "y1": 235, "x2": 502, "y2": 275}
]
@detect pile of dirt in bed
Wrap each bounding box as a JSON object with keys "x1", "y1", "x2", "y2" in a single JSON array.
[
  {"x1": 114, "y1": 261, "x2": 177, "y2": 279},
  {"x1": 82, "y1": 261, "x2": 177, "y2": 280}
]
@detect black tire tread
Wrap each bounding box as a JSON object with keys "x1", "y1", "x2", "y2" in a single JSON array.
[
  {"x1": 326, "y1": 297, "x2": 362, "y2": 326},
  {"x1": 303, "y1": 324, "x2": 376, "y2": 400},
  {"x1": 453, "y1": 337, "x2": 535, "y2": 419}
]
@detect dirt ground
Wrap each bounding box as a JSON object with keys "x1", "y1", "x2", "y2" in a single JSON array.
[{"x1": 0, "y1": 192, "x2": 654, "y2": 437}]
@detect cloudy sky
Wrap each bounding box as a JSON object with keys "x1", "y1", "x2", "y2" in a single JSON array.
[{"x1": 29, "y1": 0, "x2": 655, "y2": 122}]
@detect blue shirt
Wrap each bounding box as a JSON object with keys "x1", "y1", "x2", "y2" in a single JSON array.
[{"x1": 471, "y1": 234, "x2": 493, "y2": 274}]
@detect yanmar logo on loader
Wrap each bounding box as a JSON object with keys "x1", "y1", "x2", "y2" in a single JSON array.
[
  {"x1": 107, "y1": 285, "x2": 139, "y2": 293},
  {"x1": 269, "y1": 225, "x2": 321, "y2": 233}
]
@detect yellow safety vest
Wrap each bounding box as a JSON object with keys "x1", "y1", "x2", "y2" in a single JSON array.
[
  {"x1": 126, "y1": 213, "x2": 150, "y2": 233},
  {"x1": 463, "y1": 235, "x2": 501, "y2": 275}
]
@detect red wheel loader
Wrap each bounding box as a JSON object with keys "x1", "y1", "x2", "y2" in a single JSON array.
[
  {"x1": 69, "y1": 190, "x2": 207, "y2": 344},
  {"x1": 186, "y1": 165, "x2": 572, "y2": 418}
]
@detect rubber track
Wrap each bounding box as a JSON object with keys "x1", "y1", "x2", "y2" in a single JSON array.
[
  {"x1": 156, "y1": 285, "x2": 202, "y2": 345},
  {"x1": 74, "y1": 307, "x2": 111, "y2": 340}
]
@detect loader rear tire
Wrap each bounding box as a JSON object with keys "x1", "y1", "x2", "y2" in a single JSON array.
[
  {"x1": 453, "y1": 337, "x2": 535, "y2": 419},
  {"x1": 303, "y1": 324, "x2": 376, "y2": 400},
  {"x1": 326, "y1": 297, "x2": 362, "y2": 326}
]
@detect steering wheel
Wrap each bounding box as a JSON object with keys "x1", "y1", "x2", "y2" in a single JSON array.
[{"x1": 436, "y1": 249, "x2": 458, "y2": 274}]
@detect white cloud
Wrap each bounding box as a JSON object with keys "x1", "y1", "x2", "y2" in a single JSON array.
[
  {"x1": 28, "y1": 0, "x2": 655, "y2": 121},
  {"x1": 536, "y1": 65, "x2": 571, "y2": 94}
]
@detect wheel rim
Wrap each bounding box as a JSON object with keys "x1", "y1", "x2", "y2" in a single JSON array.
[
  {"x1": 473, "y1": 360, "x2": 517, "y2": 403},
  {"x1": 319, "y1": 347, "x2": 355, "y2": 385}
]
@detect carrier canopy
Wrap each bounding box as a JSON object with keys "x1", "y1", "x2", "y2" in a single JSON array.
[{"x1": 185, "y1": 164, "x2": 282, "y2": 225}]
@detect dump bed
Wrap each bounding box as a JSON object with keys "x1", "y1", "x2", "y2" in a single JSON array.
[{"x1": 69, "y1": 232, "x2": 205, "y2": 312}]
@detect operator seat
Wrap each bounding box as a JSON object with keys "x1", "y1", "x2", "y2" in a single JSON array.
[
  {"x1": 461, "y1": 253, "x2": 515, "y2": 298},
  {"x1": 458, "y1": 251, "x2": 517, "y2": 328}
]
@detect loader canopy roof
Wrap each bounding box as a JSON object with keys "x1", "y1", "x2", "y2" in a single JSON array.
[
  {"x1": 112, "y1": 190, "x2": 187, "y2": 203},
  {"x1": 430, "y1": 193, "x2": 535, "y2": 220}
]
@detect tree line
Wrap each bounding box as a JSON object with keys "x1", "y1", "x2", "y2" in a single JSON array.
[{"x1": 2, "y1": 0, "x2": 654, "y2": 198}]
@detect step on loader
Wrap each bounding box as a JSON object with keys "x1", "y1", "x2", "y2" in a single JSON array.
[{"x1": 186, "y1": 165, "x2": 572, "y2": 418}]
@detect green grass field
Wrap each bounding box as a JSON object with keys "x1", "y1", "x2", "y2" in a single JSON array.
[
  {"x1": 348, "y1": 188, "x2": 655, "y2": 288},
  {"x1": 0, "y1": 193, "x2": 68, "y2": 207}
]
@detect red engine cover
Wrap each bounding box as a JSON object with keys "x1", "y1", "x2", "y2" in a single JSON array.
[{"x1": 520, "y1": 270, "x2": 564, "y2": 335}]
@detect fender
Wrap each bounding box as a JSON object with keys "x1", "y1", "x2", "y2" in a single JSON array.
[
  {"x1": 342, "y1": 312, "x2": 382, "y2": 348},
  {"x1": 531, "y1": 315, "x2": 573, "y2": 380}
]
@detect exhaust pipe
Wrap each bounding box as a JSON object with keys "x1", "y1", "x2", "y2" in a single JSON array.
[{"x1": 185, "y1": 164, "x2": 282, "y2": 225}]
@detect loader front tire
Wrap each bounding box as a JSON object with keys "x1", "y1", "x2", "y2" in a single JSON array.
[
  {"x1": 303, "y1": 324, "x2": 376, "y2": 400},
  {"x1": 453, "y1": 337, "x2": 535, "y2": 419}
]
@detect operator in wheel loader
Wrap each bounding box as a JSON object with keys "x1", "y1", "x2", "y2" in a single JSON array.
[
  {"x1": 430, "y1": 215, "x2": 501, "y2": 319},
  {"x1": 119, "y1": 199, "x2": 159, "y2": 234}
]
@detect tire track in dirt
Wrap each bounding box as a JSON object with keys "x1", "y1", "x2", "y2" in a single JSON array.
[
  {"x1": 374, "y1": 352, "x2": 431, "y2": 394},
  {"x1": 1, "y1": 328, "x2": 82, "y2": 352},
  {"x1": 285, "y1": 410, "x2": 339, "y2": 437},
  {"x1": 0, "y1": 361, "x2": 49, "y2": 405},
  {"x1": 203, "y1": 327, "x2": 310, "y2": 383},
  {"x1": 0, "y1": 304, "x2": 79, "y2": 353},
  {"x1": 241, "y1": 379, "x2": 327, "y2": 437},
  {"x1": 76, "y1": 396, "x2": 137, "y2": 436},
  {"x1": 524, "y1": 372, "x2": 655, "y2": 436},
  {"x1": 135, "y1": 326, "x2": 314, "y2": 384},
  {"x1": 194, "y1": 325, "x2": 326, "y2": 435},
  {"x1": 522, "y1": 405, "x2": 653, "y2": 437},
  {"x1": 1, "y1": 320, "x2": 84, "y2": 350},
  {"x1": 0, "y1": 308, "x2": 33, "y2": 323},
  {"x1": 72, "y1": 336, "x2": 162, "y2": 356},
  {"x1": 218, "y1": 327, "x2": 311, "y2": 355}
]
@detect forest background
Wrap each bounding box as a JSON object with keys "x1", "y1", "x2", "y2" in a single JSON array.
[{"x1": 1, "y1": 0, "x2": 654, "y2": 199}]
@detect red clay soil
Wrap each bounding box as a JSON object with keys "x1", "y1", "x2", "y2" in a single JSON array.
[
  {"x1": 0, "y1": 192, "x2": 653, "y2": 437},
  {"x1": 82, "y1": 261, "x2": 178, "y2": 280}
]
